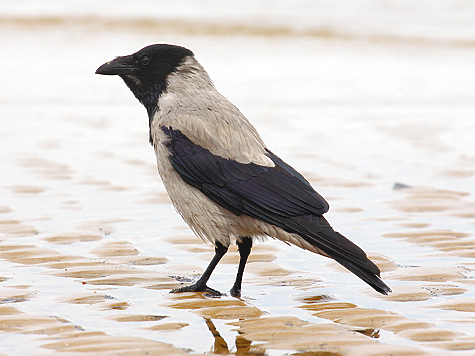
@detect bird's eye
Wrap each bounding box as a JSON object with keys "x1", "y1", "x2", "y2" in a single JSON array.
[{"x1": 141, "y1": 56, "x2": 150, "y2": 66}]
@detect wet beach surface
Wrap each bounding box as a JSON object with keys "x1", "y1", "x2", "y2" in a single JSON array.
[{"x1": 1, "y1": 3, "x2": 475, "y2": 355}]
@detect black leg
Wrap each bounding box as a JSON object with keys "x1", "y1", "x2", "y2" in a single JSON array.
[
  {"x1": 230, "y1": 237, "x2": 252, "y2": 297},
  {"x1": 171, "y1": 241, "x2": 228, "y2": 296}
]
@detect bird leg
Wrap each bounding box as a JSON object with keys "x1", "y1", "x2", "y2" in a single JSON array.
[
  {"x1": 171, "y1": 241, "x2": 228, "y2": 296},
  {"x1": 230, "y1": 237, "x2": 252, "y2": 297}
]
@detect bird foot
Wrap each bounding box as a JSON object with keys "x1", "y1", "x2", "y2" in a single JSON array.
[
  {"x1": 229, "y1": 286, "x2": 242, "y2": 298},
  {"x1": 171, "y1": 283, "x2": 222, "y2": 297}
]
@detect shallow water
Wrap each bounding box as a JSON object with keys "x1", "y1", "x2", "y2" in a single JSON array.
[{"x1": 1, "y1": 2, "x2": 475, "y2": 355}]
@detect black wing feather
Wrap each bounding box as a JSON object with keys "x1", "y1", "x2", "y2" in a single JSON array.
[{"x1": 161, "y1": 126, "x2": 390, "y2": 294}]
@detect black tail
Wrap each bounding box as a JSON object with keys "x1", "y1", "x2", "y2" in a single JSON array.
[
  {"x1": 282, "y1": 214, "x2": 391, "y2": 295},
  {"x1": 330, "y1": 235, "x2": 391, "y2": 295}
]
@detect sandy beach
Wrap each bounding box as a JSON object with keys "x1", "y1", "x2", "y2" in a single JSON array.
[{"x1": 1, "y1": 1, "x2": 475, "y2": 355}]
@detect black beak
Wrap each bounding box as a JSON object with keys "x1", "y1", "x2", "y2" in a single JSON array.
[{"x1": 95, "y1": 55, "x2": 136, "y2": 76}]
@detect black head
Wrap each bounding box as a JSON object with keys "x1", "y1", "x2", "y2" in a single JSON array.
[{"x1": 96, "y1": 44, "x2": 194, "y2": 118}]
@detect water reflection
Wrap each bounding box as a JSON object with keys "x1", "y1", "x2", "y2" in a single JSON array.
[
  {"x1": 205, "y1": 318, "x2": 229, "y2": 354},
  {"x1": 204, "y1": 318, "x2": 267, "y2": 355},
  {"x1": 353, "y1": 328, "x2": 380, "y2": 339},
  {"x1": 298, "y1": 295, "x2": 335, "y2": 304}
]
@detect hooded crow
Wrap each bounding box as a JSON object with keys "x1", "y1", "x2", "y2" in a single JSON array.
[{"x1": 96, "y1": 44, "x2": 391, "y2": 297}]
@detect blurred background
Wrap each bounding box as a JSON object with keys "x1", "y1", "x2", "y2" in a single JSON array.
[
  {"x1": 1, "y1": 1, "x2": 475, "y2": 355},
  {"x1": 4, "y1": 0, "x2": 475, "y2": 41}
]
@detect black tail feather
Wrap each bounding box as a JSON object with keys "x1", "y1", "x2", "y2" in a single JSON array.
[
  {"x1": 282, "y1": 214, "x2": 391, "y2": 295},
  {"x1": 332, "y1": 254, "x2": 391, "y2": 295}
]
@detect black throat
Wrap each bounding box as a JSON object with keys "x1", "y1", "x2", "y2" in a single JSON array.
[{"x1": 121, "y1": 76, "x2": 167, "y2": 144}]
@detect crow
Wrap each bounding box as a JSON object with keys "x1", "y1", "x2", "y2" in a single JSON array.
[{"x1": 96, "y1": 44, "x2": 391, "y2": 297}]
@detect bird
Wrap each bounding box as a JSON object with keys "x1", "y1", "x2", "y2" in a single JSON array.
[{"x1": 96, "y1": 44, "x2": 391, "y2": 297}]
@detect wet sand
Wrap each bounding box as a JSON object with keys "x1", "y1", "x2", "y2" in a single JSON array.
[{"x1": 1, "y1": 6, "x2": 475, "y2": 356}]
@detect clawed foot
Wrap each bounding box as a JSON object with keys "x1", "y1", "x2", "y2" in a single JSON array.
[
  {"x1": 171, "y1": 284, "x2": 244, "y2": 298},
  {"x1": 229, "y1": 286, "x2": 242, "y2": 298},
  {"x1": 171, "y1": 283, "x2": 222, "y2": 297}
]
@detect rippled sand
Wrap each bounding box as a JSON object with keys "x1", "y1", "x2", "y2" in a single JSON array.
[{"x1": 1, "y1": 8, "x2": 475, "y2": 355}]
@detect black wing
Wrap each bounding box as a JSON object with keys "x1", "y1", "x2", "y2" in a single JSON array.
[
  {"x1": 162, "y1": 126, "x2": 329, "y2": 220},
  {"x1": 162, "y1": 126, "x2": 390, "y2": 295}
]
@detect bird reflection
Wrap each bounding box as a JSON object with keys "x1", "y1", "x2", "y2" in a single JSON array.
[
  {"x1": 204, "y1": 318, "x2": 267, "y2": 355},
  {"x1": 205, "y1": 318, "x2": 228, "y2": 354}
]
